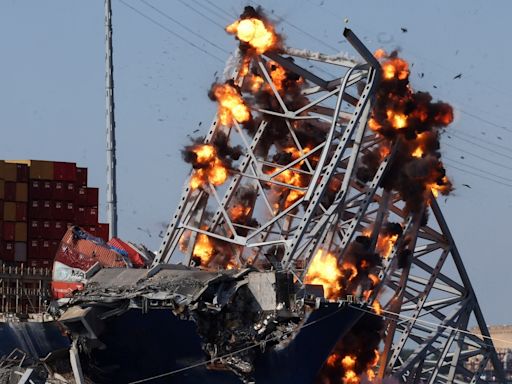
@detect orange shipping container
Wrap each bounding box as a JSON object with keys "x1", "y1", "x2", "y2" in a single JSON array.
[
  {"x1": 3, "y1": 202, "x2": 16, "y2": 221},
  {"x1": 15, "y1": 183, "x2": 28, "y2": 202},
  {"x1": 0, "y1": 161, "x2": 17, "y2": 181},
  {"x1": 28, "y1": 160, "x2": 54, "y2": 180},
  {"x1": 15, "y1": 222, "x2": 27, "y2": 241}
]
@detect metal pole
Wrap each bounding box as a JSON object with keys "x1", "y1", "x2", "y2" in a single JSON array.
[{"x1": 105, "y1": 0, "x2": 118, "y2": 238}]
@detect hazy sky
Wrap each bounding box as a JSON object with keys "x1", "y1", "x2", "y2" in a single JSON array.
[{"x1": 1, "y1": 0, "x2": 511, "y2": 324}]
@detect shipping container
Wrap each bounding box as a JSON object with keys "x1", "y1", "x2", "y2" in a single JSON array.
[
  {"x1": 15, "y1": 222, "x2": 27, "y2": 242},
  {"x1": 1, "y1": 241, "x2": 15, "y2": 261},
  {"x1": 42, "y1": 221, "x2": 52, "y2": 237},
  {"x1": 53, "y1": 181, "x2": 66, "y2": 200},
  {"x1": 41, "y1": 200, "x2": 52, "y2": 218},
  {"x1": 15, "y1": 182, "x2": 28, "y2": 202},
  {"x1": 15, "y1": 202, "x2": 27, "y2": 221},
  {"x1": 28, "y1": 239, "x2": 41, "y2": 258},
  {"x1": 97, "y1": 223, "x2": 110, "y2": 241},
  {"x1": 2, "y1": 222, "x2": 15, "y2": 241},
  {"x1": 29, "y1": 200, "x2": 41, "y2": 219},
  {"x1": 27, "y1": 258, "x2": 52, "y2": 268},
  {"x1": 0, "y1": 180, "x2": 3, "y2": 199},
  {"x1": 75, "y1": 206, "x2": 86, "y2": 225},
  {"x1": 28, "y1": 160, "x2": 54, "y2": 180},
  {"x1": 16, "y1": 163, "x2": 28, "y2": 182},
  {"x1": 29, "y1": 220, "x2": 41, "y2": 239},
  {"x1": 54, "y1": 221, "x2": 66, "y2": 240},
  {"x1": 76, "y1": 167, "x2": 87, "y2": 187},
  {"x1": 65, "y1": 182, "x2": 76, "y2": 201},
  {"x1": 85, "y1": 207, "x2": 98, "y2": 225},
  {"x1": 86, "y1": 188, "x2": 99, "y2": 206},
  {"x1": 14, "y1": 242, "x2": 27, "y2": 262},
  {"x1": 0, "y1": 161, "x2": 18, "y2": 181},
  {"x1": 4, "y1": 181, "x2": 16, "y2": 201},
  {"x1": 52, "y1": 201, "x2": 64, "y2": 219},
  {"x1": 53, "y1": 162, "x2": 77, "y2": 182},
  {"x1": 42, "y1": 181, "x2": 53, "y2": 199},
  {"x1": 29, "y1": 180, "x2": 41, "y2": 200},
  {"x1": 63, "y1": 202, "x2": 74, "y2": 220},
  {"x1": 3, "y1": 202, "x2": 16, "y2": 221}
]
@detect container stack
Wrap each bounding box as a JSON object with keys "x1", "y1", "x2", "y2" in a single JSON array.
[{"x1": 0, "y1": 160, "x2": 109, "y2": 268}]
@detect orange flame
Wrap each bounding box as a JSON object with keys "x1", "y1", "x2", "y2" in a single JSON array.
[
  {"x1": 386, "y1": 109, "x2": 408, "y2": 129},
  {"x1": 226, "y1": 17, "x2": 278, "y2": 54},
  {"x1": 189, "y1": 145, "x2": 229, "y2": 189},
  {"x1": 372, "y1": 300, "x2": 382, "y2": 315},
  {"x1": 376, "y1": 233, "x2": 399, "y2": 258},
  {"x1": 428, "y1": 176, "x2": 450, "y2": 198},
  {"x1": 382, "y1": 57, "x2": 410, "y2": 81},
  {"x1": 230, "y1": 204, "x2": 251, "y2": 221},
  {"x1": 341, "y1": 355, "x2": 359, "y2": 384},
  {"x1": 213, "y1": 83, "x2": 251, "y2": 126},
  {"x1": 305, "y1": 249, "x2": 342, "y2": 300}
]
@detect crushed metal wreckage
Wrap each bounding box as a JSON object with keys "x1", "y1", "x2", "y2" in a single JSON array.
[{"x1": 56, "y1": 265, "x2": 364, "y2": 383}]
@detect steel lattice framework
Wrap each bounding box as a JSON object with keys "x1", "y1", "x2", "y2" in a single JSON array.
[{"x1": 153, "y1": 29, "x2": 505, "y2": 383}]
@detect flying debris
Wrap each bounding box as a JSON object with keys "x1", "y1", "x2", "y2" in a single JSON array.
[
  {"x1": 400, "y1": 27, "x2": 408, "y2": 33},
  {"x1": 462, "y1": 183, "x2": 472, "y2": 188},
  {"x1": 453, "y1": 73, "x2": 462, "y2": 79}
]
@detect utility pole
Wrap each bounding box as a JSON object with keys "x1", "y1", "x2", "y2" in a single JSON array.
[{"x1": 105, "y1": 0, "x2": 117, "y2": 239}]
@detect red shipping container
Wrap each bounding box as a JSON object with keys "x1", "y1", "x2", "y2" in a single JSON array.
[
  {"x1": 87, "y1": 226, "x2": 98, "y2": 236},
  {"x1": 28, "y1": 239, "x2": 40, "y2": 258},
  {"x1": 86, "y1": 188, "x2": 99, "y2": 206},
  {"x1": 29, "y1": 200, "x2": 41, "y2": 219},
  {"x1": 41, "y1": 200, "x2": 52, "y2": 218},
  {"x1": 76, "y1": 187, "x2": 87, "y2": 205},
  {"x1": 65, "y1": 182, "x2": 76, "y2": 201},
  {"x1": 63, "y1": 202, "x2": 74, "y2": 220},
  {"x1": 97, "y1": 223, "x2": 109, "y2": 242},
  {"x1": 2, "y1": 222, "x2": 15, "y2": 241},
  {"x1": 75, "y1": 206, "x2": 86, "y2": 225},
  {"x1": 29, "y1": 180, "x2": 42, "y2": 200},
  {"x1": 27, "y1": 258, "x2": 52, "y2": 268},
  {"x1": 42, "y1": 181, "x2": 53, "y2": 199},
  {"x1": 53, "y1": 181, "x2": 66, "y2": 200},
  {"x1": 40, "y1": 220, "x2": 52, "y2": 238},
  {"x1": 16, "y1": 163, "x2": 29, "y2": 182},
  {"x1": 16, "y1": 202, "x2": 27, "y2": 221},
  {"x1": 108, "y1": 237, "x2": 145, "y2": 267},
  {"x1": 53, "y1": 162, "x2": 77, "y2": 182},
  {"x1": 76, "y1": 167, "x2": 87, "y2": 187},
  {"x1": 1, "y1": 241, "x2": 15, "y2": 261},
  {"x1": 51, "y1": 281, "x2": 84, "y2": 299},
  {"x1": 29, "y1": 220, "x2": 41, "y2": 238},
  {"x1": 51, "y1": 200, "x2": 64, "y2": 219},
  {"x1": 4, "y1": 181, "x2": 16, "y2": 201},
  {"x1": 85, "y1": 207, "x2": 98, "y2": 225},
  {"x1": 54, "y1": 221, "x2": 66, "y2": 240}
]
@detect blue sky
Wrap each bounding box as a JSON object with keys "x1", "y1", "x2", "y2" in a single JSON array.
[{"x1": 1, "y1": 0, "x2": 511, "y2": 324}]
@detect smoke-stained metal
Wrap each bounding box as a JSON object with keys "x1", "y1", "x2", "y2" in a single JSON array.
[
  {"x1": 153, "y1": 23, "x2": 504, "y2": 383},
  {"x1": 105, "y1": 0, "x2": 118, "y2": 238}
]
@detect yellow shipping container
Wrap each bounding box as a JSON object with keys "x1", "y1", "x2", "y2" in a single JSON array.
[
  {"x1": 15, "y1": 182, "x2": 28, "y2": 202},
  {"x1": 5, "y1": 160, "x2": 54, "y2": 180},
  {"x1": 15, "y1": 223, "x2": 27, "y2": 242},
  {"x1": 4, "y1": 202, "x2": 16, "y2": 221},
  {"x1": 0, "y1": 179, "x2": 4, "y2": 199},
  {"x1": 0, "y1": 161, "x2": 17, "y2": 181}
]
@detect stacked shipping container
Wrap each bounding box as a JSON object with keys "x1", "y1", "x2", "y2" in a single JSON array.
[
  {"x1": 0, "y1": 160, "x2": 109, "y2": 268},
  {"x1": 0, "y1": 160, "x2": 109, "y2": 314}
]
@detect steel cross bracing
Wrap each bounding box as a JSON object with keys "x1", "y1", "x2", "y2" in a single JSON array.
[
  {"x1": 153, "y1": 28, "x2": 381, "y2": 273},
  {"x1": 153, "y1": 28, "x2": 505, "y2": 383}
]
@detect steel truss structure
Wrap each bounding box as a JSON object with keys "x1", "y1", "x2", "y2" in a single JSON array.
[{"x1": 153, "y1": 29, "x2": 505, "y2": 383}]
